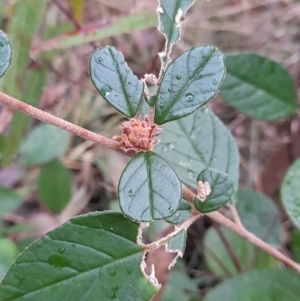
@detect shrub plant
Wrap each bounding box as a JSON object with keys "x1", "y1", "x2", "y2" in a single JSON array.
[{"x1": 0, "y1": 1, "x2": 300, "y2": 300}]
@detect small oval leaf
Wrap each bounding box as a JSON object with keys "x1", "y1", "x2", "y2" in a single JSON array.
[
  {"x1": 281, "y1": 158, "x2": 300, "y2": 231},
  {"x1": 38, "y1": 160, "x2": 72, "y2": 214},
  {"x1": 154, "y1": 46, "x2": 225, "y2": 124},
  {"x1": 220, "y1": 53, "x2": 297, "y2": 121},
  {"x1": 0, "y1": 186, "x2": 22, "y2": 217},
  {"x1": 165, "y1": 200, "x2": 191, "y2": 224},
  {"x1": 89, "y1": 46, "x2": 144, "y2": 118},
  {"x1": 21, "y1": 124, "x2": 69, "y2": 165},
  {"x1": 0, "y1": 30, "x2": 12, "y2": 78},
  {"x1": 194, "y1": 168, "x2": 233, "y2": 213},
  {"x1": 118, "y1": 151, "x2": 182, "y2": 222}
]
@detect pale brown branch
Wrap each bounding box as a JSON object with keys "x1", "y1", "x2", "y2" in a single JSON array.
[
  {"x1": 181, "y1": 185, "x2": 300, "y2": 273},
  {"x1": 0, "y1": 92, "x2": 125, "y2": 155}
]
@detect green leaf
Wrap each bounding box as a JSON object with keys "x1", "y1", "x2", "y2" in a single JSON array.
[
  {"x1": 165, "y1": 200, "x2": 191, "y2": 224},
  {"x1": 160, "y1": 261, "x2": 198, "y2": 301},
  {"x1": 0, "y1": 30, "x2": 12, "y2": 78},
  {"x1": 157, "y1": 0, "x2": 195, "y2": 65},
  {"x1": 281, "y1": 158, "x2": 300, "y2": 230},
  {"x1": 166, "y1": 230, "x2": 186, "y2": 256},
  {"x1": 204, "y1": 269, "x2": 300, "y2": 301},
  {"x1": 32, "y1": 10, "x2": 158, "y2": 53},
  {"x1": 38, "y1": 160, "x2": 72, "y2": 214},
  {"x1": 236, "y1": 188, "x2": 281, "y2": 245},
  {"x1": 90, "y1": 46, "x2": 144, "y2": 118},
  {"x1": 220, "y1": 53, "x2": 297, "y2": 121},
  {"x1": 155, "y1": 108, "x2": 239, "y2": 193},
  {"x1": 2, "y1": 66, "x2": 46, "y2": 167},
  {"x1": 0, "y1": 186, "x2": 22, "y2": 216},
  {"x1": 154, "y1": 46, "x2": 225, "y2": 124},
  {"x1": 204, "y1": 227, "x2": 278, "y2": 277},
  {"x1": 0, "y1": 239, "x2": 18, "y2": 281},
  {"x1": 21, "y1": 124, "x2": 69, "y2": 165},
  {"x1": 165, "y1": 230, "x2": 187, "y2": 270},
  {"x1": 118, "y1": 151, "x2": 182, "y2": 222},
  {"x1": 3, "y1": 0, "x2": 46, "y2": 98},
  {"x1": 290, "y1": 228, "x2": 300, "y2": 262},
  {"x1": 194, "y1": 168, "x2": 234, "y2": 213},
  {"x1": 0, "y1": 211, "x2": 158, "y2": 301}
]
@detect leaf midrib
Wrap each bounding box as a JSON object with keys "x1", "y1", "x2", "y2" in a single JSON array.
[
  {"x1": 3, "y1": 251, "x2": 143, "y2": 301},
  {"x1": 158, "y1": 47, "x2": 215, "y2": 121}
]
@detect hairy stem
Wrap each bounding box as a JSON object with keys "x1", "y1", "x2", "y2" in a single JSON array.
[
  {"x1": 1, "y1": 91, "x2": 299, "y2": 273},
  {"x1": 0, "y1": 92, "x2": 125, "y2": 155}
]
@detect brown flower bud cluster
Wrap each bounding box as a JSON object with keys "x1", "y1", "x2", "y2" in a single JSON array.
[{"x1": 113, "y1": 116, "x2": 162, "y2": 153}]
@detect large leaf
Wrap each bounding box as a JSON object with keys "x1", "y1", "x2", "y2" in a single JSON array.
[
  {"x1": 205, "y1": 269, "x2": 300, "y2": 301},
  {"x1": 155, "y1": 108, "x2": 239, "y2": 192},
  {"x1": 154, "y1": 46, "x2": 225, "y2": 124},
  {"x1": 236, "y1": 188, "x2": 281, "y2": 245},
  {"x1": 220, "y1": 53, "x2": 297, "y2": 121},
  {"x1": 0, "y1": 30, "x2": 12, "y2": 78},
  {"x1": 118, "y1": 152, "x2": 182, "y2": 222},
  {"x1": 0, "y1": 211, "x2": 158, "y2": 301},
  {"x1": 2, "y1": 66, "x2": 46, "y2": 166},
  {"x1": 38, "y1": 160, "x2": 72, "y2": 214},
  {"x1": 21, "y1": 124, "x2": 69, "y2": 165},
  {"x1": 194, "y1": 168, "x2": 233, "y2": 213},
  {"x1": 0, "y1": 186, "x2": 22, "y2": 216},
  {"x1": 32, "y1": 10, "x2": 157, "y2": 53},
  {"x1": 157, "y1": 0, "x2": 195, "y2": 66},
  {"x1": 281, "y1": 158, "x2": 300, "y2": 230},
  {"x1": 90, "y1": 46, "x2": 144, "y2": 118},
  {"x1": 204, "y1": 227, "x2": 278, "y2": 277}
]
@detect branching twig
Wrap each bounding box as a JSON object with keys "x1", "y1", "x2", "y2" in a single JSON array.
[{"x1": 1, "y1": 90, "x2": 300, "y2": 273}]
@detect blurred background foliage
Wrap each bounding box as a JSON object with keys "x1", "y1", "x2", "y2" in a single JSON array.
[{"x1": 0, "y1": 0, "x2": 300, "y2": 299}]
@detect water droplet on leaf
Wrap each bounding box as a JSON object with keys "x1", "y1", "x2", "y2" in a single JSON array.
[
  {"x1": 99, "y1": 85, "x2": 112, "y2": 98},
  {"x1": 128, "y1": 189, "x2": 136, "y2": 198},
  {"x1": 96, "y1": 56, "x2": 103, "y2": 63},
  {"x1": 212, "y1": 79, "x2": 218, "y2": 85},
  {"x1": 185, "y1": 93, "x2": 195, "y2": 102},
  {"x1": 168, "y1": 87, "x2": 172, "y2": 92},
  {"x1": 58, "y1": 247, "x2": 65, "y2": 254},
  {"x1": 176, "y1": 75, "x2": 182, "y2": 80},
  {"x1": 110, "y1": 270, "x2": 116, "y2": 276},
  {"x1": 168, "y1": 206, "x2": 174, "y2": 213}
]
